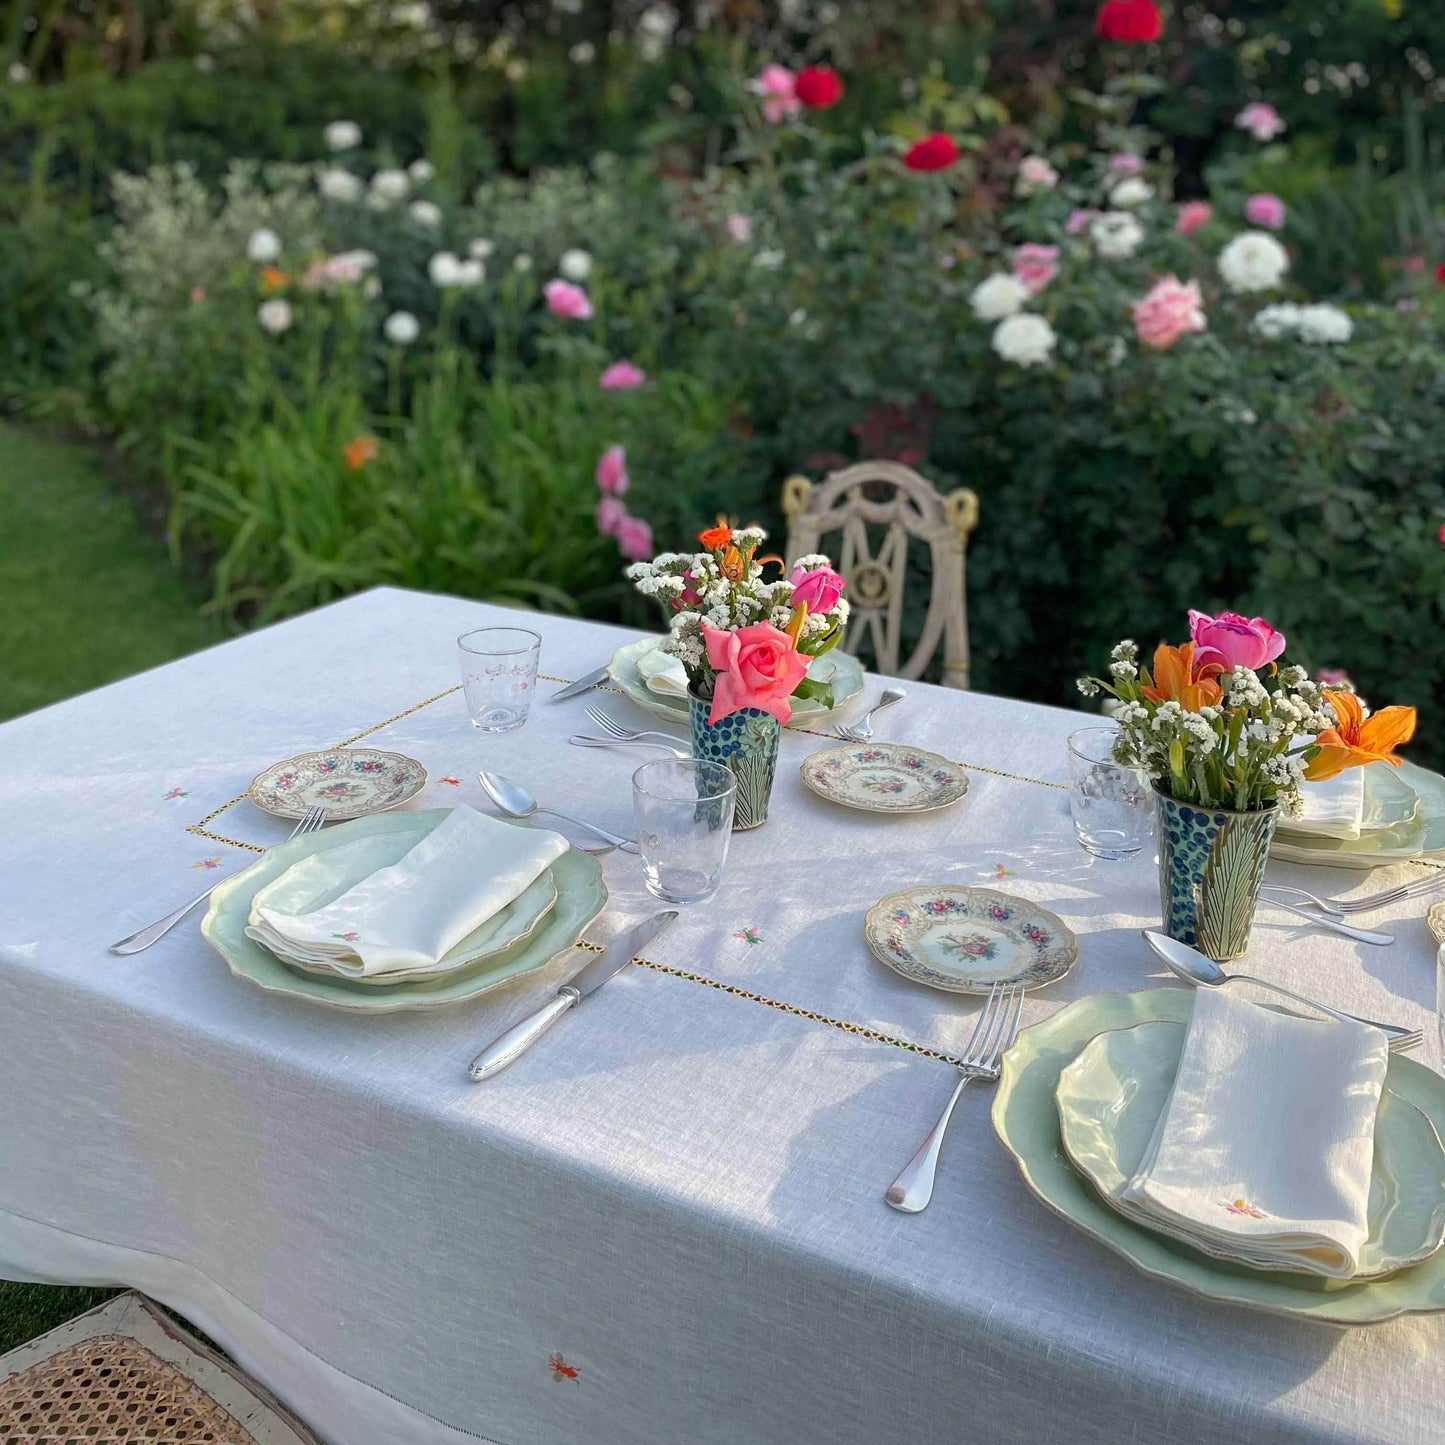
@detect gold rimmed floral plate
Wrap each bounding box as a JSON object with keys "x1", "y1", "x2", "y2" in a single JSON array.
[
  {"x1": 1057, "y1": 1020, "x2": 1445, "y2": 1281},
  {"x1": 1426, "y1": 900, "x2": 1445, "y2": 944},
  {"x1": 800, "y1": 743, "x2": 969, "y2": 815},
  {"x1": 863, "y1": 887, "x2": 1076, "y2": 994},
  {"x1": 249, "y1": 748, "x2": 427, "y2": 821}
]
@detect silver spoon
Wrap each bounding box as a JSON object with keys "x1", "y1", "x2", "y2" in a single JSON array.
[
  {"x1": 836, "y1": 686, "x2": 906, "y2": 743},
  {"x1": 1141, "y1": 930, "x2": 1420, "y2": 1049},
  {"x1": 477, "y1": 770, "x2": 639, "y2": 854}
]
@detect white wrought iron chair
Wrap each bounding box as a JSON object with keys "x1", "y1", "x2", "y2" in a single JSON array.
[{"x1": 782, "y1": 461, "x2": 979, "y2": 688}]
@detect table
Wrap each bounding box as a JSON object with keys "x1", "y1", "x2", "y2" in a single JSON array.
[{"x1": 1, "y1": 586, "x2": 1442, "y2": 1445}]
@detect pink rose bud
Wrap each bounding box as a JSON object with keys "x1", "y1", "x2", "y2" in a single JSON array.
[
  {"x1": 594, "y1": 444, "x2": 629, "y2": 496},
  {"x1": 595, "y1": 496, "x2": 626, "y2": 536},
  {"x1": 616, "y1": 514, "x2": 654, "y2": 561},
  {"x1": 1235, "y1": 102, "x2": 1285, "y2": 142},
  {"x1": 1244, "y1": 193, "x2": 1286, "y2": 230},
  {"x1": 788, "y1": 563, "x2": 846, "y2": 613},
  {"x1": 544, "y1": 279, "x2": 594, "y2": 320},
  {"x1": 1187, "y1": 609, "x2": 1286, "y2": 673},
  {"x1": 1175, "y1": 200, "x2": 1212, "y2": 235},
  {"x1": 1132, "y1": 274, "x2": 1207, "y2": 350},
  {"x1": 599, "y1": 359, "x2": 647, "y2": 391},
  {"x1": 1012, "y1": 242, "x2": 1060, "y2": 295}
]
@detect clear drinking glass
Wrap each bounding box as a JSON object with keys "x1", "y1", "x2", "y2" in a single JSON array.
[
  {"x1": 1067, "y1": 725, "x2": 1153, "y2": 860},
  {"x1": 632, "y1": 759, "x2": 737, "y2": 905},
  {"x1": 457, "y1": 627, "x2": 541, "y2": 732}
]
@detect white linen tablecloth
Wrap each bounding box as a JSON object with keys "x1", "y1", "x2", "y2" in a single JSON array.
[{"x1": 1, "y1": 586, "x2": 1442, "y2": 1445}]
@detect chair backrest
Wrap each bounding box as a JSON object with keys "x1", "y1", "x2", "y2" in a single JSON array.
[{"x1": 782, "y1": 461, "x2": 979, "y2": 688}]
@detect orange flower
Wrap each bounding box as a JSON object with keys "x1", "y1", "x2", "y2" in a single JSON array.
[
  {"x1": 342, "y1": 436, "x2": 379, "y2": 471},
  {"x1": 260, "y1": 265, "x2": 289, "y2": 291},
  {"x1": 1304, "y1": 690, "x2": 1416, "y2": 781},
  {"x1": 1139, "y1": 641, "x2": 1223, "y2": 712},
  {"x1": 699, "y1": 523, "x2": 733, "y2": 550}
]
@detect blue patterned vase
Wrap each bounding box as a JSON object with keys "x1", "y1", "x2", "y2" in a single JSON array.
[
  {"x1": 688, "y1": 690, "x2": 782, "y2": 831},
  {"x1": 1155, "y1": 788, "x2": 1279, "y2": 962}
]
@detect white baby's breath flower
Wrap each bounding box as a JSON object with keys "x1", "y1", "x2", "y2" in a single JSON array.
[
  {"x1": 991, "y1": 313, "x2": 1057, "y2": 369},
  {"x1": 409, "y1": 199, "x2": 443, "y2": 228},
  {"x1": 559, "y1": 248, "x2": 593, "y2": 281},
  {"x1": 319, "y1": 168, "x2": 363, "y2": 203},
  {"x1": 383, "y1": 310, "x2": 420, "y2": 345},
  {"x1": 970, "y1": 273, "x2": 1030, "y2": 322},
  {"x1": 1109, "y1": 177, "x2": 1154, "y2": 208},
  {"x1": 1296, "y1": 303, "x2": 1353, "y2": 344},
  {"x1": 408, "y1": 159, "x2": 436, "y2": 184},
  {"x1": 257, "y1": 298, "x2": 293, "y2": 334},
  {"x1": 1218, "y1": 230, "x2": 1289, "y2": 294},
  {"x1": 246, "y1": 228, "x2": 282, "y2": 263},
  {"x1": 1090, "y1": 211, "x2": 1145, "y2": 260},
  {"x1": 369, "y1": 169, "x2": 410, "y2": 204},
  {"x1": 325, "y1": 120, "x2": 362, "y2": 151}
]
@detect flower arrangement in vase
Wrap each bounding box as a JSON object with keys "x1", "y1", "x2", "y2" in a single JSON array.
[
  {"x1": 1079, "y1": 610, "x2": 1415, "y2": 959},
  {"x1": 628, "y1": 523, "x2": 849, "y2": 828}
]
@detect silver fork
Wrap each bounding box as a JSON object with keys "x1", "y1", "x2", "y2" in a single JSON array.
[
  {"x1": 584, "y1": 706, "x2": 689, "y2": 752},
  {"x1": 835, "y1": 687, "x2": 906, "y2": 743},
  {"x1": 885, "y1": 981, "x2": 1026, "y2": 1214},
  {"x1": 1262, "y1": 872, "x2": 1445, "y2": 918},
  {"x1": 110, "y1": 805, "x2": 327, "y2": 955},
  {"x1": 570, "y1": 734, "x2": 691, "y2": 761}
]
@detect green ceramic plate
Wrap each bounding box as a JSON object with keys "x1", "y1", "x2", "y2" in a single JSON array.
[
  {"x1": 607, "y1": 637, "x2": 866, "y2": 728},
  {"x1": 992, "y1": 989, "x2": 1445, "y2": 1324},
  {"x1": 1056, "y1": 1020, "x2": 1445, "y2": 1280},
  {"x1": 202, "y1": 811, "x2": 607, "y2": 1013},
  {"x1": 1271, "y1": 762, "x2": 1445, "y2": 869}
]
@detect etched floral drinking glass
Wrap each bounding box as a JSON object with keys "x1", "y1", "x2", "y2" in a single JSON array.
[
  {"x1": 458, "y1": 627, "x2": 541, "y2": 732},
  {"x1": 1067, "y1": 725, "x2": 1153, "y2": 860},
  {"x1": 632, "y1": 759, "x2": 736, "y2": 904}
]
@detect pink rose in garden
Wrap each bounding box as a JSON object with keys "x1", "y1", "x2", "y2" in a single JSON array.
[
  {"x1": 1244, "y1": 193, "x2": 1286, "y2": 229},
  {"x1": 752, "y1": 64, "x2": 801, "y2": 124},
  {"x1": 1012, "y1": 243, "x2": 1060, "y2": 295},
  {"x1": 1188, "y1": 609, "x2": 1286, "y2": 674},
  {"x1": 1235, "y1": 102, "x2": 1285, "y2": 142},
  {"x1": 595, "y1": 445, "x2": 629, "y2": 495},
  {"x1": 1016, "y1": 155, "x2": 1059, "y2": 194},
  {"x1": 544, "y1": 279, "x2": 594, "y2": 320},
  {"x1": 1132, "y1": 275, "x2": 1206, "y2": 350},
  {"x1": 1066, "y1": 208, "x2": 1100, "y2": 236},
  {"x1": 1403, "y1": 255, "x2": 1426, "y2": 274},
  {"x1": 726, "y1": 212, "x2": 753, "y2": 243},
  {"x1": 789, "y1": 563, "x2": 846, "y2": 614},
  {"x1": 701, "y1": 620, "x2": 811, "y2": 725},
  {"x1": 1175, "y1": 200, "x2": 1212, "y2": 235},
  {"x1": 1438, "y1": 521, "x2": 1445, "y2": 545},
  {"x1": 189, "y1": 286, "x2": 206, "y2": 303},
  {"x1": 1109, "y1": 152, "x2": 1143, "y2": 174},
  {"x1": 616, "y1": 514, "x2": 654, "y2": 561},
  {"x1": 599, "y1": 359, "x2": 647, "y2": 391},
  {"x1": 674, "y1": 568, "x2": 702, "y2": 610},
  {"x1": 595, "y1": 496, "x2": 626, "y2": 536}
]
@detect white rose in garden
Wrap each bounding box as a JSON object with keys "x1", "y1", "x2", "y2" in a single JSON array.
[
  {"x1": 1253, "y1": 302, "x2": 1301, "y2": 338},
  {"x1": 246, "y1": 228, "x2": 281, "y2": 263},
  {"x1": 513, "y1": 252, "x2": 533, "y2": 272},
  {"x1": 1108, "y1": 177, "x2": 1154, "y2": 208},
  {"x1": 383, "y1": 311, "x2": 420, "y2": 345},
  {"x1": 324, "y1": 120, "x2": 362, "y2": 151},
  {"x1": 8, "y1": 61, "x2": 31, "y2": 83},
  {"x1": 409, "y1": 159, "x2": 436, "y2": 183},
  {"x1": 1218, "y1": 230, "x2": 1289, "y2": 293},
  {"x1": 1090, "y1": 211, "x2": 1145, "y2": 260},
  {"x1": 991, "y1": 313, "x2": 1057, "y2": 368},
  {"x1": 1016, "y1": 155, "x2": 1058, "y2": 196},
  {"x1": 319, "y1": 168, "x2": 362, "y2": 203},
  {"x1": 559, "y1": 248, "x2": 593, "y2": 281},
  {"x1": 1297, "y1": 303, "x2": 1353, "y2": 344},
  {"x1": 468, "y1": 237, "x2": 495, "y2": 260},
  {"x1": 257, "y1": 299, "x2": 293, "y2": 335},
  {"x1": 970, "y1": 273, "x2": 1030, "y2": 322},
  {"x1": 428, "y1": 251, "x2": 462, "y2": 287},
  {"x1": 409, "y1": 199, "x2": 443, "y2": 228},
  {"x1": 456, "y1": 258, "x2": 485, "y2": 287},
  {"x1": 369, "y1": 169, "x2": 410, "y2": 205}
]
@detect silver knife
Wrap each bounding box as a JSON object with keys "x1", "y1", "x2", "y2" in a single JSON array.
[
  {"x1": 549, "y1": 666, "x2": 610, "y2": 703},
  {"x1": 466, "y1": 911, "x2": 679, "y2": 1081}
]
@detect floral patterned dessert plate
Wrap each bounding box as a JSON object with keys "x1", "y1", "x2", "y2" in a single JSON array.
[
  {"x1": 1057, "y1": 1020, "x2": 1445, "y2": 1281},
  {"x1": 863, "y1": 886, "x2": 1076, "y2": 994},
  {"x1": 249, "y1": 748, "x2": 427, "y2": 821},
  {"x1": 800, "y1": 743, "x2": 969, "y2": 815}
]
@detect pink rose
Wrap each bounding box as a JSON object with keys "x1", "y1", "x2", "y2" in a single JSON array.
[
  {"x1": 752, "y1": 64, "x2": 800, "y2": 124},
  {"x1": 701, "y1": 620, "x2": 811, "y2": 725},
  {"x1": 1316, "y1": 667, "x2": 1352, "y2": 687},
  {"x1": 594, "y1": 445, "x2": 629, "y2": 496},
  {"x1": 1017, "y1": 155, "x2": 1059, "y2": 194},
  {"x1": 1109, "y1": 152, "x2": 1143, "y2": 174},
  {"x1": 189, "y1": 285, "x2": 206, "y2": 303},
  {"x1": 1188, "y1": 609, "x2": 1286, "y2": 674},
  {"x1": 1012, "y1": 242, "x2": 1060, "y2": 295},
  {"x1": 616, "y1": 514, "x2": 654, "y2": 561},
  {"x1": 544, "y1": 279, "x2": 594, "y2": 320},
  {"x1": 789, "y1": 562, "x2": 845, "y2": 614},
  {"x1": 726, "y1": 212, "x2": 753, "y2": 244},
  {"x1": 1132, "y1": 274, "x2": 1206, "y2": 350},
  {"x1": 595, "y1": 496, "x2": 626, "y2": 536},
  {"x1": 599, "y1": 359, "x2": 647, "y2": 391},
  {"x1": 1175, "y1": 200, "x2": 1212, "y2": 235},
  {"x1": 1235, "y1": 102, "x2": 1285, "y2": 143},
  {"x1": 1244, "y1": 193, "x2": 1286, "y2": 230},
  {"x1": 673, "y1": 568, "x2": 702, "y2": 611},
  {"x1": 1066, "y1": 208, "x2": 1100, "y2": 236}
]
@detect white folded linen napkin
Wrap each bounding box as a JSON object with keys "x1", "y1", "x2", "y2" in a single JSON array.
[
  {"x1": 248, "y1": 806, "x2": 567, "y2": 977},
  {"x1": 635, "y1": 647, "x2": 689, "y2": 698},
  {"x1": 1119, "y1": 988, "x2": 1389, "y2": 1277},
  {"x1": 1288, "y1": 768, "x2": 1366, "y2": 840}
]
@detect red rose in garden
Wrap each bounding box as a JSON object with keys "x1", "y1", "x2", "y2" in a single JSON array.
[
  {"x1": 1436, "y1": 261, "x2": 1445, "y2": 285},
  {"x1": 795, "y1": 65, "x2": 844, "y2": 109},
  {"x1": 903, "y1": 133, "x2": 960, "y2": 172},
  {"x1": 1095, "y1": 0, "x2": 1163, "y2": 43}
]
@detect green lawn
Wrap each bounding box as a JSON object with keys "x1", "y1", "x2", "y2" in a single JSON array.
[{"x1": 0, "y1": 421, "x2": 222, "y2": 1353}]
